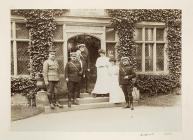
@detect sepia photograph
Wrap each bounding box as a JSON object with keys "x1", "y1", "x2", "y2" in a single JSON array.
[
  {"x1": 1, "y1": 0, "x2": 193, "y2": 139},
  {"x1": 10, "y1": 9, "x2": 182, "y2": 132}
]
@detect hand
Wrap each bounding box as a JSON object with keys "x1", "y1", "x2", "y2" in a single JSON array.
[
  {"x1": 66, "y1": 78, "x2": 69, "y2": 82},
  {"x1": 87, "y1": 69, "x2": 90, "y2": 72},
  {"x1": 83, "y1": 75, "x2": 86, "y2": 78},
  {"x1": 124, "y1": 76, "x2": 128, "y2": 79}
]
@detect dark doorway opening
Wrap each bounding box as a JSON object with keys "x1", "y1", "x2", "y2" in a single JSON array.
[{"x1": 67, "y1": 34, "x2": 101, "y2": 92}]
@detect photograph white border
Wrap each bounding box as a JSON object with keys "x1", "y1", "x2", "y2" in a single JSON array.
[{"x1": 0, "y1": 0, "x2": 193, "y2": 139}]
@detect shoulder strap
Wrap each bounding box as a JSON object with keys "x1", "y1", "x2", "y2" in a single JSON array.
[
  {"x1": 121, "y1": 67, "x2": 126, "y2": 75},
  {"x1": 70, "y1": 62, "x2": 80, "y2": 71}
]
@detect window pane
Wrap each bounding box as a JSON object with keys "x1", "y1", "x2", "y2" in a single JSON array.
[
  {"x1": 53, "y1": 25, "x2": 63, "y2": 40},
  {"x1": 106, "y1": 28, "x2": 115, "y2": 41},
  {"x1": 134, "y1": 28, "x2": 142, "y2": 41},
  {"x1": 156, "y1": 59, "x2": 164, "y2": 71},
  {"x1": 145, "y1": 44, "x2": 153, "y2": 71},
  {"x1": 136, "y1": 59, "x2": 142, "y2": 72},
  {"x1": 54, "y1": 42, "x2": 64, "y2": 74},
  {"x1": 11, "y1": 41, "x2": 14, "y2": 75},
  {"x1": 106, "y1": 43, "x2": 116, "y2": 58},
  {"x1": 135, "y1": 43, "x2": 142, "y2": 71},
  {"x1": 156, "y1": 28, "x2": 164, "y2": 41},
  {"x1": 156, "y1": 44, "x2": 164, "y2": 71},
  {"x1": 11, "y1": 22, "x2": 13, "y2": 39},
  {"x1": 17, "y1": 42, "x2": 30, "y2": 75},
  {"x1": 156, "y1": 44, "x2": 164, "y2": 57},
  {"x1": 145, "y1": 28, "x2": 153, "y2": 41},
  {"x1": 16, "y1": 23, "x2": 29, "y2": 39}
]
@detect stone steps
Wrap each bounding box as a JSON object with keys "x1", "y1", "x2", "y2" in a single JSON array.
[
  {"x1": 43, "y1": 92, "x2": 139, "y2": 114},
  {"x1": 44, "y1": 102, "x2": 125, "y2": 114},
  {"x1": 80, "y1": 93, "x2": 92, "y2": 98},
  {"x1": 59, "y1": 97, "x2": 109, "y2": 104}
]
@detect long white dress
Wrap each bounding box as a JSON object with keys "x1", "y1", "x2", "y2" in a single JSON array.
[
  {"x1": 91, "y1": 56, "x2": 110, "y2": 94},
  {"x1": 108, "y1": 64, "x2": 125, "y2": 103}
]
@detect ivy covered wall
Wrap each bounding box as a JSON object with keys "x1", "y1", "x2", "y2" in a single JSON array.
[
  {"x1": 11, "y1": 9, "x2": 181, "y2": 97},
  {"x1": 107, "y1": 9, "x2": 181, "y2": 95},
  {"x1": 11, "y1": 9, "x2": 67, "y2": 78}
]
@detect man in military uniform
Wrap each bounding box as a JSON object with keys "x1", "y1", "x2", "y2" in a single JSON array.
[
  {"x1": 65, "y1": 52, "x2": 82, "y2": 107},
  {"x1": 77, "y1": 44, "x2": 90, "y2": 93},
  {"x1": 43, "y1": 48, "x2": 63, "y2": 109},
  {"x1": 119, "y1": 57, "x2": 136, "y2": 110}
]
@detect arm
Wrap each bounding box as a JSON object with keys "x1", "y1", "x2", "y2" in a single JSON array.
[
  {"x1": 64, "y1": 63, "x2": 69, "y2": 81},
  {"x1": 43, "y1": 61, "x2": 49, "y2": 85},
  {"x1": 127, "y1": 68, "x2": 136, "y2": 80}
]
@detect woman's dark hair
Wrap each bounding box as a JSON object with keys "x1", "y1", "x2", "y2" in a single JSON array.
[
  {"x1": 109, "y1": 58, "x2": 116, "y2": 62},
  {"x1": 98, "y1": 49, "x2": 105, "y2": 54}
]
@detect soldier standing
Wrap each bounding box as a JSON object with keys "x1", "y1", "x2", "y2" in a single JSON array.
[
  {"x1": 77, "y1": 44, "x2": 90, "y2": 93},
  {"x1": 119, "y1": 57, "x2": 136, "y2": 110},
  {"x1": 65, "y1": 52, "x2": 82, "y2": 107},
  {"x1": 43, "y1": 48, "x2": 63, "y2": 109}
]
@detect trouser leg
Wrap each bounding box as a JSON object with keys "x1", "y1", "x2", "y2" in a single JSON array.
[
  {"x1": 128, "y1": 85, "x2": 134, "y2": 110},
  {"x1": 72, "y1": 82, "x2": 80, "y2": 105},
  {"x1": 121, "y1": 85, "x2": 129, "y2": 103},
  {"x1": 67, "y1": 81, "x2": 74, "y2": 102}
]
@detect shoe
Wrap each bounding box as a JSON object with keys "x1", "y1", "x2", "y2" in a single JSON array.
[
  {"x1": 123, "y1": 103, "x2": 130, "y2": 108},
  {"x1": 130, "y1": 103, "x2": 134, "y2": 110},
  {"x1": 50, "y1": 103, "x2": 55, "y2": 109},
  {"x1": 72, "y1": 99, "x2": 79, "y2": 105},
  {"x1": 92, "y1": 93, "x2": 97, "y2": 98},
  {"x1": 55, "y1": 102, "x2": 63, "y2": 108},
  {"x1": 68, "y1": 101, "x2": 71, "y2": 108}
]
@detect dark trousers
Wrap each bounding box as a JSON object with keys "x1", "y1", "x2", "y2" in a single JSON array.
[
  {"x1": 80, "y1": 75, "x2": 88, "y2": 92},
  {"x1": 47, "y1": 81, "x2": 59, "y2": 104},
  {"x1": 67, "y1": 81, "x2": 80, "y2": 102},
  {"x1": 121, "y1": 84, "x2": 133, "y2": 103}
]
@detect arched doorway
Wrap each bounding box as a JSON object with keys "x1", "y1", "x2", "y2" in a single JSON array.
[{"x1": 67, "y1": 34, "x2": 101, "y2": 92}]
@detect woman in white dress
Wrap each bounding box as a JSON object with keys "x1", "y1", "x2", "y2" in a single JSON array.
[
  {"x1": 91, "y1": 49, "x2": 110, "y2": 96},
  {"x1": 108, "y1": 58, "x2": 125, "y2": 103}
]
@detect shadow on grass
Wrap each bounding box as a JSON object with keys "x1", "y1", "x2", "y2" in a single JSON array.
[{"x1": 11, "y1": 105, "x2": 44, "y2": 121}]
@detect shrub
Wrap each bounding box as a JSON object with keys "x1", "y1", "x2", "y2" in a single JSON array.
[{"x1": 11, "y1": 76, "x2": 38, "y2": 100}]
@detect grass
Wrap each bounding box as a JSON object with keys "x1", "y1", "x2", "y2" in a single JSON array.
[
  {"x1": 11, "y1": 105, "x2": 44, "y2": 121},
  {"x1": 138, "y1": 93, "x2": 181, "y2": 107}
]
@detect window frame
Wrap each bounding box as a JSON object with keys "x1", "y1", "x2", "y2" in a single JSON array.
[
  {"x1": 134, "y1": 22, "x2": 169, "y2": 75},
  {"x1": 11, "y1": 19, "x2": 30, "y2": 76},
  {"x1": 53, "y1": 23, "x2": 65, "y2": 77},
  {"x1": 105, "y1": 26, "x2": 118, "y2": 59}
]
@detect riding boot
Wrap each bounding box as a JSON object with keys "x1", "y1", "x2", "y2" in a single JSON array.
[
  {"x1": 123, "y1": 102, "x2": 129, "y2": 108},
  {"x1": 72, "y1": 99, "x2": 79, "y2": 105},
  {"x1": 130, "y1": 96, "x2": 134, "y2": 110},
  {"x1": 47, "y1": 93, "x2": 55, "y2": 109},
  {"x1": 52, "y1": 93, "x2": 57, "y2": 106},
  {"x1": 68, "y1": 101, "x2": 71, "y2": 108},
  {"x1": 47, "y1": 93, "x2": 52, "y2": 104}
]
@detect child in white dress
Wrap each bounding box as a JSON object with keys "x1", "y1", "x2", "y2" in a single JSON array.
[{"x1": 108, "y1": 58, "x2": 125, "y2": 103}]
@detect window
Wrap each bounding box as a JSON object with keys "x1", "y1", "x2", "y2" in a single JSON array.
[
  {"x1": 53, "y1": 25, "x2": 64, "y2": 74},
  {"x1": 11, "y1": 22, "x2": 30, "y2": 76},
  {"x1": 105, "y1": 27, "x2": 118, "y2": 59},
  {"x1": 134, "y1": 23, "x2": 168, "y2": 74}
]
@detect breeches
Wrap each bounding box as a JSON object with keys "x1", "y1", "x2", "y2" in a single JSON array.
[
  {"x1": 121, "y1": 84, "x2": 133, "y2": 103},
  {"x1": 47, "y1": 81, "x2": 58, "y2": 93},
  {"x1": 47, "y1": 81, "x2": 59, "y2": 104}
]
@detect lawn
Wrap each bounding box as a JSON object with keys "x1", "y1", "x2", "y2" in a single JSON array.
[
  {"x1": 11, "y1": 105, "x2": 44, "y2": 121},
  {"x1": 139, "y1": 93, "x2": 181, "y2": 107}
]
